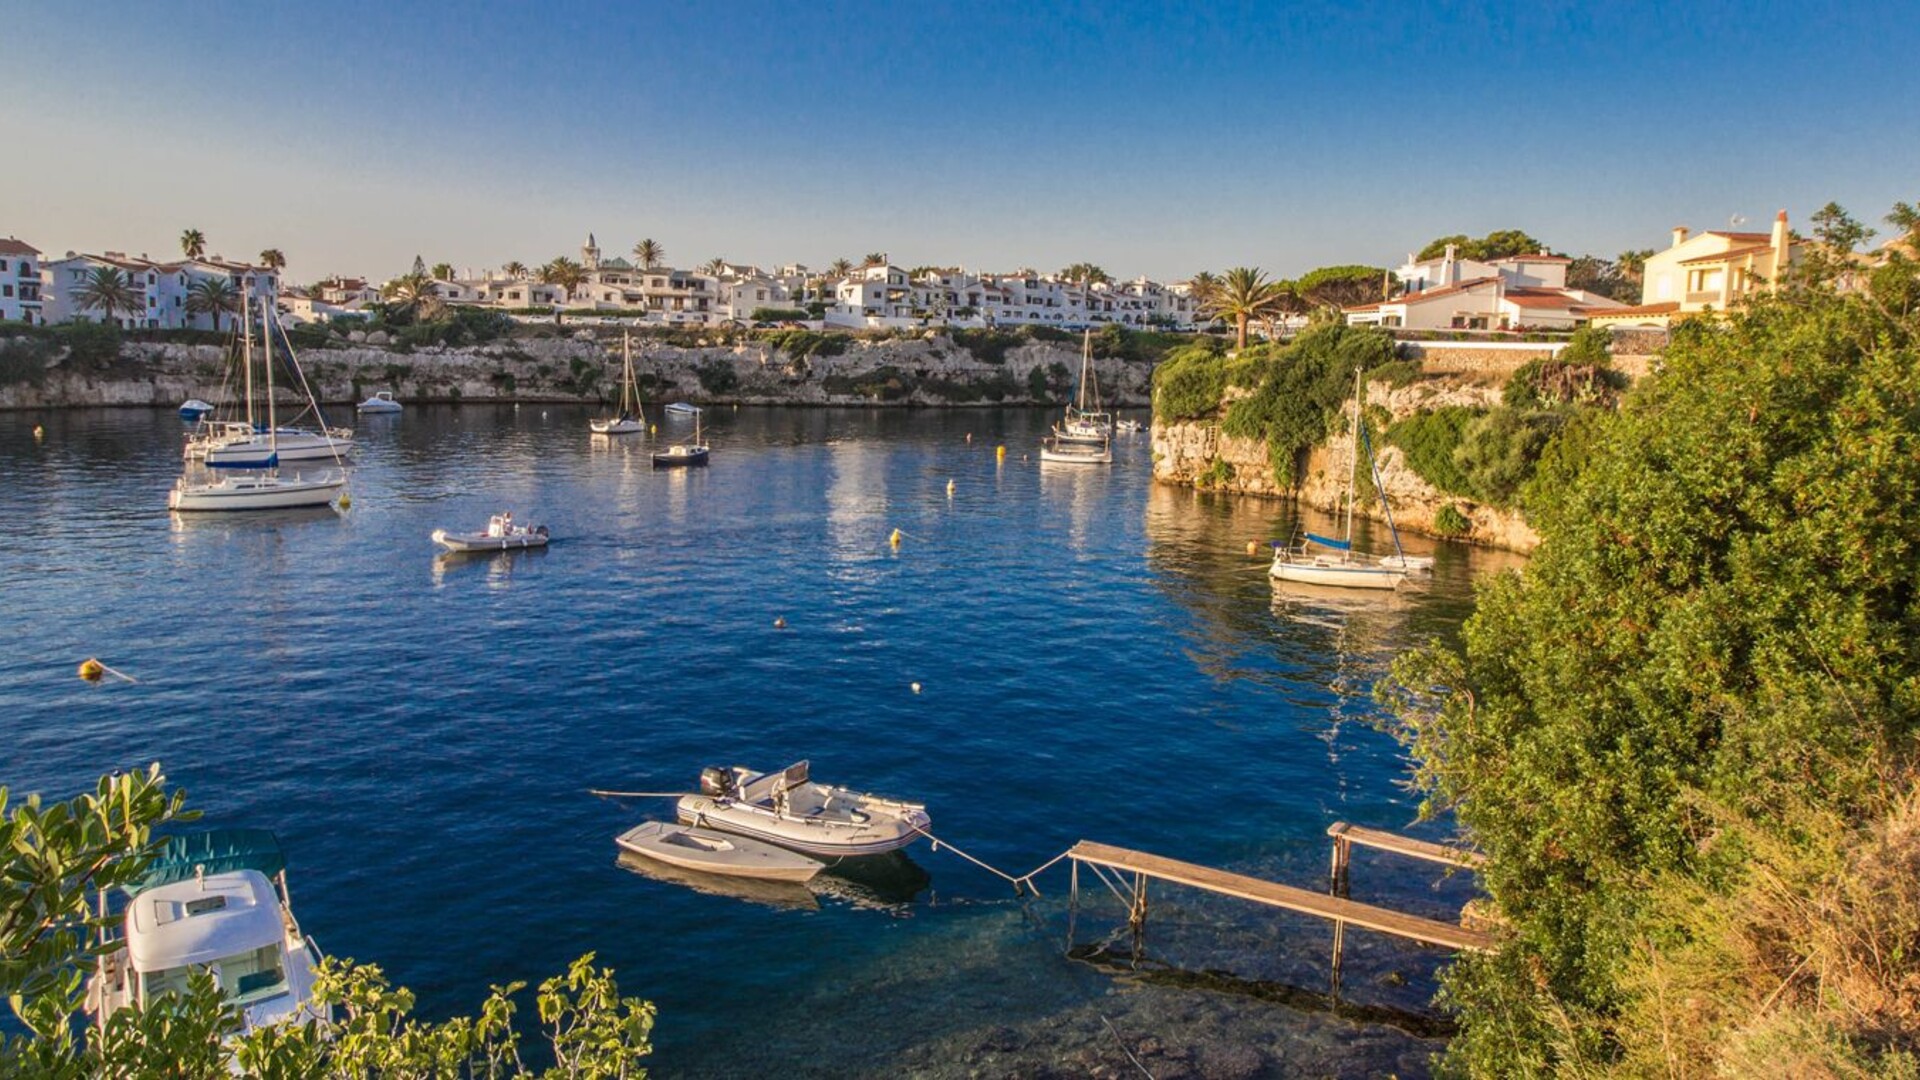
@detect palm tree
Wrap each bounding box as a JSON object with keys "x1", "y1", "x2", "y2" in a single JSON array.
[
  {"x1": 1615, "y1": 249, "x2": 1654, "y2": 289},
  {"x1": 72, "y1": 266, "x2": 145, "y2": 328},
  {"x1": 632, "y1": 239, "x2": 664, "y2": 269},
  {"x1": 383, "y1": 272, "x2": 444, "y2": 320},
  {"x1": 862, "y1": 252, "x2": 888, "y2": 268},
  {"x1": 184, "y1": 276, "x2": 240, "y2": 332},
  {"x1": 257, "y1": 249, "x2": 286, "y2": 272},
  {"x1": 1204, "y1": 267, "x2": 1290, "y2": 350},
  {"x1": 502, "y1": 260, "x2": 528, "y2": 280},
  {"x1": 430, "y1": 262, "x2": 455, "y2": 281},
  {"x1": 1058, "y1": 262, "x2": 1112, "y2": 286},
  {"x1": 539, "y1": 257, "x2": 586, "y2": 296},
  {"x1": 1187, "y1": 271, "x2": 1221, "y2": 306},
  {"x1": 180, "y1": 229, "x2": 206, "y2": 260},
  {"x1": 827, "y1": 258, "x2": 853, "y2": 277},
  {"x1": 701, "y1": 257, "x2": 727, "y2": 277}
]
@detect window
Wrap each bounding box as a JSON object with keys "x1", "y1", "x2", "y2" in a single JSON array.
[
  {"x1": 0, "y1": 260, "x2": 7, "y2": 271},
  {"x1": 2, "y1": 285, "x2": 10, "y2": 297}
]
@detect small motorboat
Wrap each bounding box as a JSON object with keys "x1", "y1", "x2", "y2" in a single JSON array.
[
  {"x1": 356, "y1": 391, "x2": 403, "y2": 414},
  {"x1": 1113, "y1": 418, "x2": 1144, "y2": 434},
  {"x1": 665, "y1": 402, "x2": 701, "y2": 416},
  {"x1": 616, "y1": 822, "x2": 825, "y2": 883},
  {"x1": 179, "y1": 399, "x2": 215, "y2": 422},
  {"x1": 677, "y1": 762, "x2": 929, "y2": 859},
  {"x1": 431, "y1": 511, "x2": 550, "y2": 552}
]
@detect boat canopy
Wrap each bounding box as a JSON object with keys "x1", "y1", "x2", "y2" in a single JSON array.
[
  {"x1": 1304, "y1": 532, "x2": 1352, "y2": 551},
  {"x1": 125, "y1": 829, "x2": 286, "y2": 897}
]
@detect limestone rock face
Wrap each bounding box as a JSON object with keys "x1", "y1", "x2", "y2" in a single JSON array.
[{"x1": 1151, "y1": 377, "x2": 1540, "y2": 552}]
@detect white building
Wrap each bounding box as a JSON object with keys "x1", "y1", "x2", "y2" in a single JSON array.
[
  {"x1": 0, "y1": 237, "x2": 43, "y2": 324},
  {"x1": 41, "y1": 251, "x2": 278, "y2": 330},
  {"x1": 1345, "y1": 243, "x2": 1622, "y2": 331},
  {"x1": 826, "y1": 265, "x2": 1203, "y2": 331}
]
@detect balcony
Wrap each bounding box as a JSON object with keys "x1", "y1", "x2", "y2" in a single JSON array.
[{"x1": 1684, "y1": 290, "x2": 1723, "y2": 306}]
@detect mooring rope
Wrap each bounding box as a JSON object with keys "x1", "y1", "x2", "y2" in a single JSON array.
[{"x1": 911, "y1": 825, "x2": 1073, "y2": 897}]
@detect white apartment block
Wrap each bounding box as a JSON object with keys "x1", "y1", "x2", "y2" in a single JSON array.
[
  {"x1": 0, "y1": 237, "x2": 43, "y2": 324},
  {"x1": 41, "y1": 251, "x2": 278, "y2": 330},
  {"x1": 1344, "y1": 243, "x2": 1622, "y2": 331},
  {"x1": 826, "y1": 265, "x2": 1202, "y2": 331}
]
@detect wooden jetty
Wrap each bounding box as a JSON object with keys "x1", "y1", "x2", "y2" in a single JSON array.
[{"x1": 1326, "y1": 821, "x2": 1486, "y2": 896}]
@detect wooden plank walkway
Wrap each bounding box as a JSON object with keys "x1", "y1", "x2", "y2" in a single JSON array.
[
  {"x1": 1067, "y1": 840, "x2": 1493, "y2": 953},
  {"x1": 1327, "y1": 822, "x2": 1488, "y2": 871}
]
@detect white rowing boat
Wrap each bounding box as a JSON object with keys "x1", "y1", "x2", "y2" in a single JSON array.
[{"x1": 615, "y1": 822, "x2": 825, "y2": 882}]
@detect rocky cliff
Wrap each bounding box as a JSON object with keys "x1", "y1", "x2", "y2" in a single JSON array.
[
  {"x1": 0, "y1": 331, "x2": 1152, "y2": 411},
  {"x1": 1152, "y1": 377, "x2": 1539, "y2": 552}
]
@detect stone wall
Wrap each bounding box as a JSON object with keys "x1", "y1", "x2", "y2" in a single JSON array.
[
  {"x1": 1396, "y1": 341, "x2": 1563, "y2": 379},
  {"x1": 0, "y1": 332, "x2": 1149, "y2": 411},
  {"x1": 1151, "y1": 377, "x2": 1539, "y2": 552}
]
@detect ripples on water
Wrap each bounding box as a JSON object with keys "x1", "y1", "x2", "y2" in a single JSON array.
[{"x1": 1, "y1": 405, "x2": 1525, "y2": 1077}]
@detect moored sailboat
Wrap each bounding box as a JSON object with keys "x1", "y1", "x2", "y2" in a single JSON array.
[
  {"x1": 651, "y1": 405, "x2": 709, "y2": 467},
  {"x1": 1269, "y1": 370, "x2": 1407, "y2": 590},
  {"x1": 590, "y1": 331, "x2": 646, "y2": 434}
]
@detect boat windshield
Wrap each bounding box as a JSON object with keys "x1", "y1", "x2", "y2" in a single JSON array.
[{"x1": 141, "y1": 944, "x2": 288, "y2": 1006}]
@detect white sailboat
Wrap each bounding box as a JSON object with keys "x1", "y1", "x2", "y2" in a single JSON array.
[
  {"x1": 1053, "y1": 328, "x2": 1112, "y2": 444},
  {"x1": 170, "y1": 299, "x2": 345, "y2": 512},
  {"x1": 591, "y1": 331, "x2": 646, "y2": 434},
  {"x1": 185, "y1": 309, "x2": 352, "y2": 466},
  {"x1": 1270, "y1": 370, "x2": 1408, "y2": 590}
]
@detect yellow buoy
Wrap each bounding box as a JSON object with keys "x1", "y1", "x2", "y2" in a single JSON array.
[
  {"x1": 945, "y1": 479, "x2": 955, "y2": 497},
  {"x1": 338, "y1": 490, "x2": 352, "y2": 509},
  {"x1": 650, "y1": 424, "x2": 657, "y2": 434},
  {"x1": 889, "y1": 528, "x2": 903, "y2": 548},
  {"x1": 33, "y1": 425, "x2": 45, "y2": 441},
  {"x1": 1246, "y1": 540, "x2": 1259, "y2": 556},
  {"x1": 995, "y1": 445, "x2": 1006, "y2": 461},
  {"x1": 78, "y1": 658, "x2": 105, "y2": 682},
  {"x1": 773, "y1": 616, "x2": 787, "y2": 629}
]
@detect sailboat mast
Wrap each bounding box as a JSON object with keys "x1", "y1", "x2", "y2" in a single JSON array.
[
  {"x1": 1344, "y1": 369, "x2": 1359, "y2": 544},
  {"x1": 241, "y1": 291, "x2": 255, "y2": 429},
  {"x1": 263, "y1": 298, "x2": 278, "y2": 456},
  {"x1": 622, "y1": 330, "x2": 633, "y2": 414}
]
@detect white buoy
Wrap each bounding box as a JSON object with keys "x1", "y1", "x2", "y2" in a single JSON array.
[
  {"x1": 946, "y1": 479, "x2": 955, "y2": 498},
  {"x1": 911, "y1": 682, "x2": 922, "y2": 694}
]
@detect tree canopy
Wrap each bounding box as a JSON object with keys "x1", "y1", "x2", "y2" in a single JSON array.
[
  {"x1": 1292, "y1": 264, "x2": 1390, "y2": 309},
  {"x1": 1379, "y1": 265, "x2": 1920, "y2": 1075},
  {"x1": 1415, "y1": 229, "x2": 1548, "y2": 262}
]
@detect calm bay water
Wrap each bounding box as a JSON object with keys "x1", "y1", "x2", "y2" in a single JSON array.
[{"x1": 1, "y1": 404, "x2": 1523, "y2": 1077}]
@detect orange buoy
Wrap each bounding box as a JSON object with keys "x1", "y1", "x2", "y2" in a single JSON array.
[{"x1": 78, "y1": 658, "x2": 105, "y2": 682}]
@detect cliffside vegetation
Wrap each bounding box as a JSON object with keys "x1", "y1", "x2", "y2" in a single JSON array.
[{"x1": 1377, "y1": 233, "x2": 1920, "y2": 1076}]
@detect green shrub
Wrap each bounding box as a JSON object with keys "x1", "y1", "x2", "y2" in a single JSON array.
[
  {"x1": 1026, "y1": 365, "x2": 1052, "y2": 401},
  {"x1": 1454, "y1": 408, "x2": 1564, "y2": 507},
  {"x1": 762, "y1": 329, "x2": 851, "y2": 358},
  {"x1": 1385, "y1": 406, "x2": 1481, "y2": 497},
  {"x1": 1198, "y1": 457, "x2": 1236, "y2": 488},
  {"x1": 0, "y1": 337, "x2": 53, "y2": 386},
  {"x1": 822, "y1": 365, "x2": 912, "y2": 400},
  {"x1": 1150, "y1": 342, "x2": 1229, "y2": 420},
  {"x1": 60, "y1": 321, "x2": 123, "y2": 370},
  {"x1": 750, "y1": 307, "x2": 809, "y2": 322},
  {"x1": 1432, "y1": 502, "x2": 1471, "y2": 535},
  {"x1": 1367, "y1": 358, "x2": 1423, "y2": 388},
  {"x1": 948, "y1": 328, "x2": 1023, "y2": 366},
  {"x1": 1212, "y1": 324, "x2": 1398, "y2": 485}
]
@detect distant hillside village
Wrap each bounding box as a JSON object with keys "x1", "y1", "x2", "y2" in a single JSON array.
[{"x1": 1, "y1": 206, "x2": 1906, "y2": 336}]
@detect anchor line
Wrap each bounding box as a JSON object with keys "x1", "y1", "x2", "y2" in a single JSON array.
[{"x1": 910, "y1": 825, "x2": 1073, "y2": 897}]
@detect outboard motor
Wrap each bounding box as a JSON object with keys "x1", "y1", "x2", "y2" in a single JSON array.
[{"x1": 699, "y1": 766, "x2": 735, "y2": 798}]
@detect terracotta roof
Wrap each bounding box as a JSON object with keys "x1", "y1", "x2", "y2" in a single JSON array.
[
  {"x1": 1503, "y1": 290, "x2": 1582, "y2": 310},
  {"x1": 1679, "y1": 243, "x2": 1775, "y2": 266},
  {"x1": 0, "y1": 238, "x2": 40, "y2": 256},
  {"x1": 1588, "y1": 301, "x2": 1681, "y2": 318}
]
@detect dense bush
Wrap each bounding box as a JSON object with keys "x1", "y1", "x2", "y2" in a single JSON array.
[
  {"x1": 1377, "y1": 284, "x2": 1920, "y2": 1075},
  {"x1": 61, "y1": 320, "x2": 124, "y2": 370},
  {"x1": 1366, "y1": 358, "x2": 1423, "y2": 388},
  {"x1": 1432, "y1": 502, "x2": 1471, "y2": 535},
  {"x1": 748, "y1": 307, "x2": 809, "y2": 322},
  {"x1": 1214, "y1": 324, "x2": 1397, "y2": 486},
  {"x1": 1504, "y1": 326, "x2": 1628, "y2": 410},
  {"x1": 1455, "y1": 408, "x2": 1565, "y2": 506},
  {"x1": 1384, "y1": 406, "x2": 1481, "y2": 497},
  {"x1": 948, "y1": 328, "x2": 1024, "y2": 365},
  {"x1": 1091, "y1": 325, "x2": 1192, "y2": 365},
  {"x1": 695, "y1": 360, "x2": 739, "y2": 395},
  {"x1": 0, "y1": 336, "x2": 56, "y2": 386},
  {"x1": 1149, "y1": 341, "x2": 1229, "y2": 420},
  {"x1": 761, "y1": 329, "x2": 851, "y2": 359}
]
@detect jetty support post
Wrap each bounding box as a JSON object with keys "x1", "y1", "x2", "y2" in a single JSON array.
[
  {"x1": 1128, "y1": 872, "x2": 1149, "y2": 967},
  {"x1": 1067, "y1": 860, "x2": 1079, "y2": 952},
  {"x1": 1328, "y1": 823, "x2": 1352, "y2": 898}
]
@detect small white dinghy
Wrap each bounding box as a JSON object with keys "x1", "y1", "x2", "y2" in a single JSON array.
[
  {"x1": 431, "y1": 511, "x2": 550, "y2": 552},
  {"x1": 616, "y1": 822, "x2": 825, "y2": 883},
  {"x1": 678, "y1": 762, "x2": 930, "y2": 859},
  {"x1": 356, "y1": 391, "x2": 403, "y2": 414},
  {"x1": 179, "y1": 399, "x2": 215, "y2": 422},
  {"x1": 1376, "y1": 553, "x2": 1435, "y2": 572}
]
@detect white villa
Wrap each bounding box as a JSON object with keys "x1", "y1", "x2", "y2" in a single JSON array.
[
  {"x1": 40, "y1": 251, "x2": 279, "y2": 330},
  {"x1": 1588, "y1": 210, "x2": 1800, "y2": 328},
  {"x1": 1344, "y1": 244, "x2": 1623, "y2": 330},
  {"x1": 0, "y1": 237, "x2": 43, "y2": 324}
]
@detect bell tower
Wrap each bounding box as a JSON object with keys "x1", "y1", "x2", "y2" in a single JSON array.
[{"x1": 582, "y1": 232, "x2": 600, "y2": 271}]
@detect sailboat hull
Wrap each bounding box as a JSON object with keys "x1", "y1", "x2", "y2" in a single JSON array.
[
  {"x1": 169, "y1": 473, "x2": 345, "y2": 512},
  {"x1": 590, "y1": 419, "x2": 645, "y2": 435},
  {"x1": 1269, "y1": 558, "x2": 1406, "y2": 590}
]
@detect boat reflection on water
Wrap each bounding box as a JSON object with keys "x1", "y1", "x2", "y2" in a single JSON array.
[
  {"x1": 615, "y1": 852, "x2": 819, "y2": 912},
  {"x1": 430, "y1": 544, "x2": 549, "y2": 587},
  {"x1": 168, "y1": 502, "x2": 341, "y2": 535},
  {"x1": 613, "y1": 847, "x2": 931, "y2": 915}
]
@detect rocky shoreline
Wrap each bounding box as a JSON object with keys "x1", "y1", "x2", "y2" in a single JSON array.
[{"x1": 0, "y1": 333, "x2": 1153, "y2": 412}]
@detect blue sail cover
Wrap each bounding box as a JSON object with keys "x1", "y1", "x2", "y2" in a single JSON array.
[
  {"x1": 1304, "y1": 532, "x2": 1352, "y2": 551},
  {"x1": 123, "y1": 829, "x2": 286, "y2": 896}
]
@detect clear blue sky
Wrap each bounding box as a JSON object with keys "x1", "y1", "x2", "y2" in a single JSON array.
[{"x1": 3, "y1": 1, "x2": 1914, "y2": 284}]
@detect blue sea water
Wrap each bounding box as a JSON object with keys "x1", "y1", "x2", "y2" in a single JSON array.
[{"x1": 0, "y1": 405, "x2": 1523, "y2": 1077}]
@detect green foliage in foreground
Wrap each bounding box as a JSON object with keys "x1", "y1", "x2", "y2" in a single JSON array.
[
  {"x1": 1377, "y1": 280, "x2": 1920, "y2": 1076},
  {"x1": 1148, "y1": 340, "x2": 1229, "y2": 420},
  {"x1": 1383, "y1": 406, "x2": 1481, "y2": 499},
  {"x1": 1, "y1": 766, "x2": 656, "y2": 1077}
]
